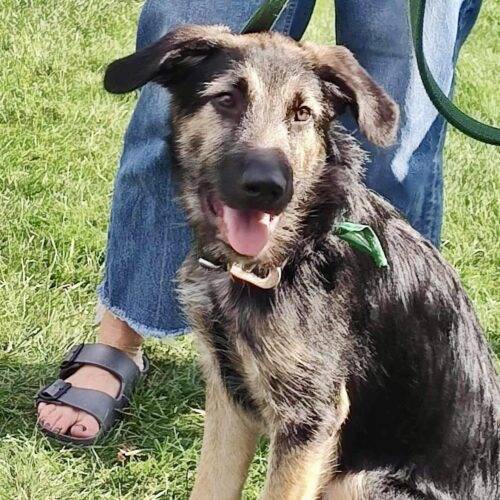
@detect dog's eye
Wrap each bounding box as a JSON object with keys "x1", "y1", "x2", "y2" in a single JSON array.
[
  {"x1": 213, "y1": 93, "x2": 236, "y2": 109},
  {"x1": 294, "y1": 106, "x2": 312, "y2": 122}
]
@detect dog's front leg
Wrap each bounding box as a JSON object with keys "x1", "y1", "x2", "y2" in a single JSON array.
[
  {"x1": 261, "y1": 427, "x2": 335, "y2": 500},
  {"x1": 190, "y1": 378, "x2": 258, "y2": 500},
  {"x1": 261, "y1": 386, "x2": 349, "y2": 500}
]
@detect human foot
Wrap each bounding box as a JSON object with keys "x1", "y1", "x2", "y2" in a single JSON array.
[
  {"x1": 38, "y1": 363, "x2": 123, "y2": 438},
  {"x1": 37, "y1": 311, "x2": 144, "y2": 441}
]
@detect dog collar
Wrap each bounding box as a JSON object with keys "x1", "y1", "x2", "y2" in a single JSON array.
[
  {"x1": 229, "y1": 262, "x2": 282, "y2": 288},
  {"x1": 197, "y1": 221, "x2": 387, "y2": 289},
  {"x1": 198, "y1": 258, "x2": 283, "y2": 289}
]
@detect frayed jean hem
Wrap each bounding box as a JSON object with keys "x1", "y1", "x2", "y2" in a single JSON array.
[{"x1": 96, "y1": 284, "x2": 190, "y2": 340}]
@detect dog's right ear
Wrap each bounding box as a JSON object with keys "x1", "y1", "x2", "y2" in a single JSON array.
[{"x1": 104, "y1": 25, "x2": 235, "y2": 94}]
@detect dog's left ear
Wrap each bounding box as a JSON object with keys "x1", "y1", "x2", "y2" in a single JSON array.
[
  {"x1": 104, "y1": 25, "x2": 236, "y2": 94},
  {"x1": 304, "y1": 43, "x2": 399, "y2": 147}
]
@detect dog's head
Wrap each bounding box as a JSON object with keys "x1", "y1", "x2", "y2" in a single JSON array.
[{"x1": 105, "y1": 26, "x2": 398, "y2": 264}]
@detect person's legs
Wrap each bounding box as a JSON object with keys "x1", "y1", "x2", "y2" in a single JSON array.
[
  {"x1": 38, "y1": 0, "x2": 314, "y2": 440},
  {"x1": 335, "y1": 0, "x2": 481, "y2": 246}
]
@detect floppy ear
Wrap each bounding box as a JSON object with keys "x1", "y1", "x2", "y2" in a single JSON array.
[
  {"x1": 304, "y1": 43, "x2": 399, "y2": 147},
  {"x1": 104, "y1": 24, "x2": 236, "y2": 94}
]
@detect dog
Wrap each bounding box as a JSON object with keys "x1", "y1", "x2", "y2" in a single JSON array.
[{"x1": 105, "y1": 25, "x2": 499, "y2": 499}]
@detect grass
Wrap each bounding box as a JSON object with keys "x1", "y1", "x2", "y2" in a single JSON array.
[{"x1": 0, "y1": 0, "x2": 498, "y2": 497}]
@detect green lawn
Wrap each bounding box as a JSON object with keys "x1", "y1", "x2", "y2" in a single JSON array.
[{"x1": 0, "y1": 0, "x2": 498, "y2": 498}]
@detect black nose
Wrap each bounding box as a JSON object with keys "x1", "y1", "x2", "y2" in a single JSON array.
[
  {"x1": 240, "y1": 163, "x2": 287, "y2": 204},
  {"x1": 219, "y1": 149, "x2": 293, "y2": 213}
]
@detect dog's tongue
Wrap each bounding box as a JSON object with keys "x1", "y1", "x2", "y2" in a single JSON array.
[{"x1": 221, "y1": 206, "x2": 271, "y2": 256}]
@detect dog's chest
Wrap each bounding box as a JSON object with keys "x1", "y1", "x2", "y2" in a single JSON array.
[
  {"x1": 180, "y1": 263, "x2": 342, "y2": 425},
  {"x1": 204, "y1": 280, "x2": 299, "y2": 417}
]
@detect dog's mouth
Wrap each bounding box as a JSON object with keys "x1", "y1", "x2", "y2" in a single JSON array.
[{"x1": 202, "y1": 195, "x2": 281, "y2": 257}]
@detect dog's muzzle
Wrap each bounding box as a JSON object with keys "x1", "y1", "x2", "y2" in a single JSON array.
[{"x1": 218, "y1": 148, "x2": 293, "y2": 214}]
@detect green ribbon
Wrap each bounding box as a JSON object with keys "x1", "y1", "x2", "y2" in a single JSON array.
[{"x1": 335, "y1": 222, "x2": 388, "y2": 268}]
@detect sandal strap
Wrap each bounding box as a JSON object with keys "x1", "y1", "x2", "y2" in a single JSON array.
[
  {"x1": 59, "y1": 343, "x2": 141, "y2": 397},
  {"x1": 37, "y1": 379, "x2": 125, "y2": 433}
]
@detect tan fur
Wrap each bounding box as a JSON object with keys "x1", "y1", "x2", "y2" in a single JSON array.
[
  {"x1": 191, "y1": 329, "x2": 343, "y2": 500},
  {"x1": 262, "y1": 385, "x2": 350, "y2": 500},
  {"x1": 190, "y1": 339, "x2": 259, "y2": 500},
  {"x1": 323, "y1": 473, "x2": 367, "y2": 500},
  {"x1": 179, "y1": 259, "x2": 354, "y2": 499},
  {"x1": 262, "y1": 435, "x2": 335, "y2": 500}
]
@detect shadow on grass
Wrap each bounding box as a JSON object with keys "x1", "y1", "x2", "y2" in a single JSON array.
[{"x1": 0, "y1": 346, "x2": 205, "y2": 461}]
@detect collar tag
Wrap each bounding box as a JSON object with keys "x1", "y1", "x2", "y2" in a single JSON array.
[{"x1": 229, "y1": 263, "x2": 282, "y2": 289}]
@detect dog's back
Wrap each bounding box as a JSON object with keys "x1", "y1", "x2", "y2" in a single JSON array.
[{"x1": 325, "y1": 194, "x2": 500, "y2": 499}]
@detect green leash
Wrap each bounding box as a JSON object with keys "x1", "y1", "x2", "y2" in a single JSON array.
[
  {"x1": 242, "y1": 0, "x2": 499, "y2": 145},
  {"x1": 242, "y1": 0, "x2": 289, "y2": 34},
  {"x1": 409, "y1": 0, "x2": 499, "y2": 145}
]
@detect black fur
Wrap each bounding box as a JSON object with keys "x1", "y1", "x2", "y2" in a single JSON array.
[{"x1": 208, "y1": 293, "x2": 259, "y2": 415}]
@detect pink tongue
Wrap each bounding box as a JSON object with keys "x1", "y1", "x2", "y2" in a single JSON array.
[{"x1": 221, "y1": 206, "x2": 271, "y2": 256}]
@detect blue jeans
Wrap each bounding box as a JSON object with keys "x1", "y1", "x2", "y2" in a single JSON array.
[{"x1": 98, "y1": 0, "x2": 481, "y2": 338}]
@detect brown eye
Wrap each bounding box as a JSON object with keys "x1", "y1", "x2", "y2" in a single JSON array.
[
  {"x1": 213, "y1": 93, "x2": 236, "y2": 109},
  {"x1": 294, "y1": 106, "x2": 312, "y2": 122}
]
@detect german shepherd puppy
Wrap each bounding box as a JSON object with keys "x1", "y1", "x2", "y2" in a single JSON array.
[{"x1": 105, "y1": 26, "x2": 499, "y2": 499}]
